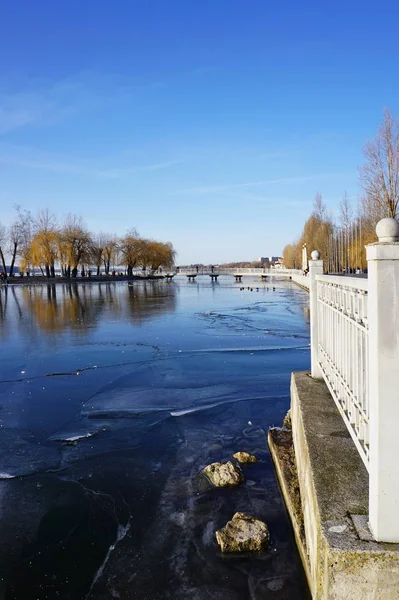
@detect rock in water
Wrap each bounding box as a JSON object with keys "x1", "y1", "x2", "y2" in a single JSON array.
[
  {"x1": 232, "y1": 451, "x2": 258, "y2": 464},
  {"x1": 202, "y1": 461, "x2": 244, "y2": 487},
  {"x1": 216, "y1": 513, "x2": 270, "y2": 553}
]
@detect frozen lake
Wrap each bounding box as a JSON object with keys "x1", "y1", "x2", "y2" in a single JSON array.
[{"x1": 0, "y1": 277, "x2": 311, "y2": 599}]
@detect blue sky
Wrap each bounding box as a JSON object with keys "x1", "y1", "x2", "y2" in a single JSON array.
[{"x1": 1, "y1": 0, "x2": 399, "y2": 264}]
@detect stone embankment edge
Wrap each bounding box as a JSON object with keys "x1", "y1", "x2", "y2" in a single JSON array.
[
  {"x1": 269, "y1": 371, "x2": 399, "y2": 599},
  {"x1": 291, "y1": 274, "x2": 310, "y2": 291}
]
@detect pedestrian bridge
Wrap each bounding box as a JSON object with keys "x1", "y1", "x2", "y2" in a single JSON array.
[{"x1": 173, "y1": 267, "x2": 301, "y2": 280}]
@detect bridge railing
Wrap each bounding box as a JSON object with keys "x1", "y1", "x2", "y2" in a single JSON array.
[
  {"x1": 308, "y1": 218, "x2": 399, "y2": 543},
  {"x1": 174, "y1": 267, "x2": 302, "y2": 276}
]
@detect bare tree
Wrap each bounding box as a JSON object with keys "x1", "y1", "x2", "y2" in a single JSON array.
[
  {"x1": 8, "y1": 206, "x2": 32, "y2": 276},
  {"x1": 313, "y1": 192, "x2": 327, "y2": 221},
  {"x1": 0, "y1": 223, "x2": 7, "y2": 276},
  {"x1": 360, "y1": 108, "x2": 399, "y2": 220},
  {"x1": 339, "y1": 191, "x2": 352, "y2": 230}
]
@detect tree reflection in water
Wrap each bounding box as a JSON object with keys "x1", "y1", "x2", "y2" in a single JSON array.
[{"x1": 0, "y1": 281, "x2": 177, "y2": 337}]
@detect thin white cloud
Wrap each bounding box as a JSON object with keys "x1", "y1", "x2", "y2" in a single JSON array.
[
  {"x1": 169, "y1": 175, "x2": 323, "y2": 196},
  {"x1": 223, "y1": 191, "x2": 302, "y2": 206},
  {"x1": 0, "y1": 80, "x2": 83, "y2": 134},
  {"x1": 0, "y1": 67, "x2": 218, "y2": 135},
  {"x1": 0, "y1": 71, "x2": 154, "y2": 134},
  {"x1": 0, "y1": 150, "x2": 183, "y2": 179},
  {"x1": 252, "y1": 151, "x2": 288, "y2": 161},
  {"x1": 106, "y1": 159, "x2": 183, "y2": 177}
]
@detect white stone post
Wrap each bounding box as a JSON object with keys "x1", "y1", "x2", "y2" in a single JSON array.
[
  {"x1": 367, "y1": 218, "x2": 399, "y2": 542},
  {"x1": 309, "y1": 250, "x2": 323, "y2": 379}
]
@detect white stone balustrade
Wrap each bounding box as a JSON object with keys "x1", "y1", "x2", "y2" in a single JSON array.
[{"x1": 309, "y1": 217, "x2": 399, "y2": 543}]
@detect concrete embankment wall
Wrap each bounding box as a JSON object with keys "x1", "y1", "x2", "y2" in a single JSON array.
[
  {"x1": 269, "y1": 373, "x2": 399, "y2": 599},
  {"x1": 291, "y1": 274, "x2": 309, "y2": 291}
]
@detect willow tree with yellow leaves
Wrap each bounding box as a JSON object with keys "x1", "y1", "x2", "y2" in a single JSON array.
[
  {"x1": 28, "y1": 210, "x2": 59, "y2": 277},
  {"x1": 59, "y1": 215, "x2": 92, "y2": 278}
]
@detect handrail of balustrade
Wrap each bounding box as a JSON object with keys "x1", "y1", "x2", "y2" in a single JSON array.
[{"x1": 316, "y1": 273, "x2": 368, "y2": 292}]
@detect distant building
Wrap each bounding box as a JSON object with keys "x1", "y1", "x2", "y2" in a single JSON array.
[
  {"x1": 273, "y1": 258, "x2": 285, "y2": 270},
  {"x1": 258, "y1": 256, "x2": 282, "y2": 265}
]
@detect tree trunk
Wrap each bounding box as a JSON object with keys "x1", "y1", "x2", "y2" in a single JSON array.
[
  {"x1": 66, "y1": 265, "x2": 71, "y2": 278},
  {"x1": 97, "y1": 266, "x2": 100, "y2": 276},
  {"x1": 9, "y1": 242, "x2": 18, "y2": 276},
  {"x1": 72, "y1": 267, "x2": 78, "y2": 278},
  {"x1": 50, "y1": 265, "x2": 55, "y2": 278},
  {"x1": 45, "y1": 264, "x2": 51, "y2": 278},
  {"x1": 127, "y1": 265, "x2": 133, "y2": 276},
  {"x1": 0, "y1": 247, "x2": 7, "y2": 278}
]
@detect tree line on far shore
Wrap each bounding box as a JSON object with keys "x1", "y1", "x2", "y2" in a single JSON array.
[
  {"x1": 0, "y1": 210, "x2": 176, "y2": 278},
  {"x1": 283, "y1": 109, "x2": 399, "y2": 272}
]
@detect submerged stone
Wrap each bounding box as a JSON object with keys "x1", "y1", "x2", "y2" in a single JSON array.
[
  {"x1": 216, "y1": 512, "x2": 270, "y2": 553},
  {"x1": 202, "y1": 461, "x2": 244, "y2": 487},
  {"x1": 232, "y1": 451, "x2": 258, "y2": 464}
]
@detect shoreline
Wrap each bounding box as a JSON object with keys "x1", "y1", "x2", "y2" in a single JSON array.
[{"x1": 0, "y1": 274, "x2": 166, "y2": 286}]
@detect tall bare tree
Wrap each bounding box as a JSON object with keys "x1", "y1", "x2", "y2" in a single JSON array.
[
  {"x1": 339, "y1": 191, "x2": 352, "y2": 230},
  {"x1": 0, "y1": 223, "x2": 7, "y2": 276},
  {"x1": 8, "y1": 206, "x2": 32, "y2": 276},
  {"x1": 360, "y1": 108, "x2": 399, "y2": 220},
  {"x1": 313, "y1": 192, "x2": 327, "y2": 221}
]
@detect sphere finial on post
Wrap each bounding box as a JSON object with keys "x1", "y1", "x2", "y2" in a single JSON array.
[
  {"x1": 376, "y1": 218, "x2": 399, "y2": 243},
  {"x1": 311, "y1": 250, "x2": 321, "y2": 260}
]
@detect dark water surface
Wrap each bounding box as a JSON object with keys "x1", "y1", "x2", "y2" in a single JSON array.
[{"x1": 0, "y1": 277, "x2": 311, "y2": 600}]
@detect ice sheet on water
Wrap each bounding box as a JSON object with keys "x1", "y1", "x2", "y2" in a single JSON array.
[
  {"x1": 169, "y1": 394, "x2": 288, "y2": 417},
  {"x1": 0, "y1": 429, "x2": 61, "y2": 477},
  {"x1": 83, "y1": 383, "x2": 236, "y2": 417},
  {"x1": 49, "y1": 421, "x2": 105, "y2": 442}
]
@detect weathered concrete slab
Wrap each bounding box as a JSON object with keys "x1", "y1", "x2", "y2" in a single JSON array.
[{"x1": 269, "y1": 371, "x2": 399, "y2": 599}]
